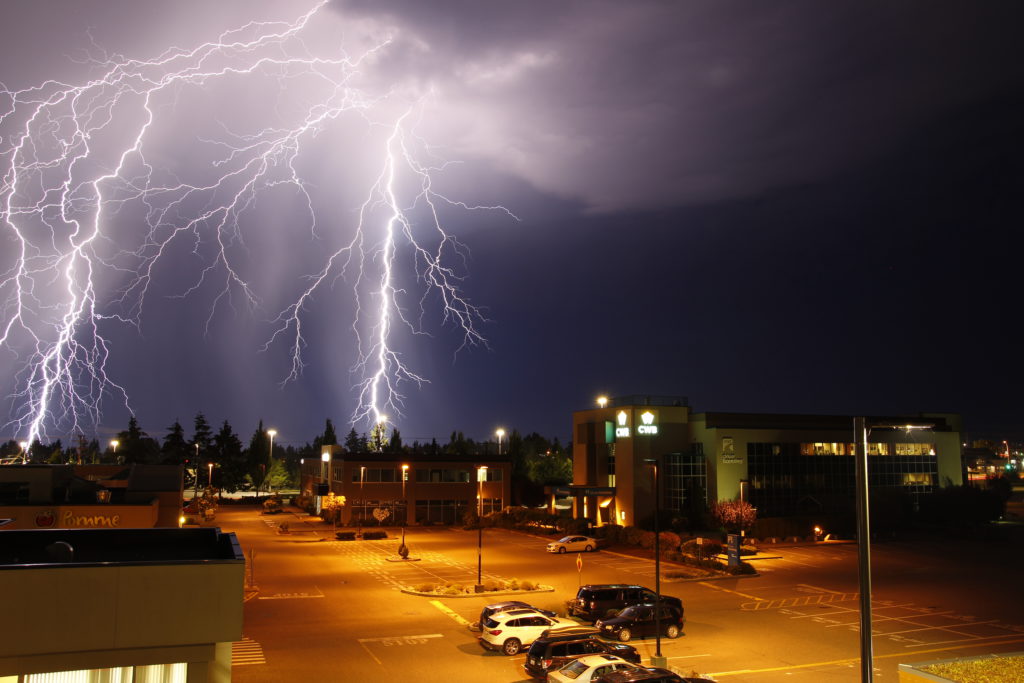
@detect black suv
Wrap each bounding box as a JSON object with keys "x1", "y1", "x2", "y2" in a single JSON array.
[
  {"x1": 570, "y1": 584, "x2": 683, "y2": 623},
  {"x1": 595, "y1": 603, "x2": 685, "y2": 642},
  {"x1": 522, "y1": 626, "x2": 640, "y2": 679}
]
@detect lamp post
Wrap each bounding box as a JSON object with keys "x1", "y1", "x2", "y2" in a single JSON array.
[
  {"x1": 476, "y1": 465, "x2": 488, "y2": 591},
  {"x1": 643, "y1": 457, "x2": 665, "y2": 667},
  {"x1": 192, "y1": 443, "x2": 200, "y2": 499},
  {"x1": 597, "y1": 395, "x2": 608, "y2": 409},
  {"x1": 400, "y1": 464, "x2": 409, "y2": 553},
  {"x1": 358, "y1": 465, "x2": 366, "y2": 538},
  {"x1": 19, "y1": 440, "x2": 29, "y2": 465},
  {"x1": 853, "y1": 418, "x2": 932, "y2": 683},
  {"x1": 207, "y1": 462, "x2": 214, "y2": 489},
  {"x1": 265, "y1": 428, "x2": 277, "y2": 497},
  {"x1": 495, "y1": 428, "x2": 505, "y2": 455}
]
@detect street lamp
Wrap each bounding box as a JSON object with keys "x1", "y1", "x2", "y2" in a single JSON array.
[
  {"x1": 110, "y1": 439, "x2": 119, "y2": 454},
  {"x1": 19, "y1": 440, "x2": 29, "y2": 465},
  {"x1": 207, "y1": 461, "x2": 214, "y2": 488},
  {"x1": 358, "y1": 465, "x2": 366, "y2": 538},
  {"x1": 495, "y1": 428, "x2": 505, "y2": 455},
  {"x1": 643, "y1": 457, "x2": 665, "y2": 667},
  {"x1": 476, "y1": 465, "x2": 488, "y2": 591},
  {"x1": 265, "y1": 429, "x2": 277, "y2": 496},
  {"x1": 852, "y1": 418, "x2": 932, "y2": 683},
  {"x1": 597, "y1": 395, "x2": 608, "y2": 408},
  {"x1": 400, "y1": 464, "x2": 409, "y2": 553}
]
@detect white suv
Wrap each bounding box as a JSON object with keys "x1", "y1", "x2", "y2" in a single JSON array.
[{"x1": 479, "y1": 610, "x2": 577, "y2": 655}]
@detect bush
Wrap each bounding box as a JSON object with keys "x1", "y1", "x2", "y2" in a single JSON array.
[
  {"x1": 638, "y1": 531, "x2": 655, "y2": 550},
  {"x1": 335, "y1": 531, "x2": 356, "y2": 541},
  {"x1": 415, "y1": 583, "x2": 435, "y2": 593},
  {"x1": 520, "y1": 579, "x2": 536, "y2": 591},
  {"x1": 484, "y1": 579, "x2": 499, "y2": 592},
  {"x1": 681, "y1": 538, "x2": 723, "y2": 558},
  {"x1": 444, "y1": 586, "x2": 461, "y2": 596},
  {"x1": 624, "y1": 526, "x2": 644, "y2": 545},
  {"x1": 727, "y1": 561, "x2": 757, "y2": 575},
  {"x1": 362, "y1": 530, "x2": 387, "y2": 540}
]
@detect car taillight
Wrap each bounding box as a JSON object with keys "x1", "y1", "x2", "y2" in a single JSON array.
[
  {"x1": 487, "y1": 629, "x2": 502, "y2": 636},
  {"x1": 543, "y1": 659, "x2": 552, "y2": 668},
  {"x1": 589, "y1": 601, "x2": 596, "y2": 609}
]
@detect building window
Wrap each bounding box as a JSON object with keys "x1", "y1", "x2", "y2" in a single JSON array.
[
  {"x1": 895, "y1": 443, "x2": 935, "y2": 456},
  {"x1": 414, "y1": 468, "x2": 472, "y2": 483},
  {"x1": 664, "y1": 451, "x2": 707, "y2": 515},
  {"x1": 351, "y1": 467, "x2": 399, "y2": 482}
]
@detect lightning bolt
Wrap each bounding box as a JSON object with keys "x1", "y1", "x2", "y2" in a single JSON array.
[{"x1": 0, "y1": 1, "x2": 512, "y2": 445}]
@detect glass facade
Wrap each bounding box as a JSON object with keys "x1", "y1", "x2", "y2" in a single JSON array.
[
  {"x1": 746, "y1": 442, "x2": 938, "y2": 516},
  {"x1": 664, "y1": 449, "x2": 707, "y2": 514}
]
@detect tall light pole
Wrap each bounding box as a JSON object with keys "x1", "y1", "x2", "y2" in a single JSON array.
[
  {"x1": 265, "y1": 428, "x2": 276, "y2": 497},
  {"x1": 597, "y1": 395, "x2": 608, "y2": 408},
  {"x1": 358, "y1": 465, "x2": 366, "y2": 538},
  {"x1": 19, "y1": 440, "x2": 29, "y2": 465},
  {"x1": 495, "y1": 428, "x2": 505, "y2": 455},
  {"x1": 853, "y1": 419, "x2": 932, "y2": 683},
  {"x1": 400, "y1": 464, "x2": 409, "y2": 552},
  {"x1": 207, "y1": 461, "x2": 214, "y2": 489},
  {"x1": 476, "y1": 465, "x2": 488, "y2": 591},
  {"x1": 643, "y1": 457, "x2": 665, "y2": 667}
]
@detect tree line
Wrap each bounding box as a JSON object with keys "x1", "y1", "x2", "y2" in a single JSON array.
[{"x1": 1, "y1": 417, "x2": 572, "y2": 502}]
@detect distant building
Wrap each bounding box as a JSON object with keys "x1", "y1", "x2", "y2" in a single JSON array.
[
  {"x1": 300, "y1": 450, "x2": 511, "y2": 525},
  {"x1": 0, "y1": 526, "x2": 243, "y2": 681},
  {"x1": 568, "y1": 395, "x2": 963, "y2": 528},
  {"x1": 0, "y1": 464, "x2": 184, "y2": 530}
]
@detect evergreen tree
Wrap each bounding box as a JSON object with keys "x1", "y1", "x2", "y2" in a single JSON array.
[
  {"x1": 322, "y1": 419, "x2": 338, "y2": 446},
  {"x1": 213, "y1": 420, "x2": 246, "y2": 493},
  {"x1": 344, "y1": 428, "x2": 361, "y2": 452},
  {"x1": 191, "y1": 413, "x2": 213, "y2": 463},
  {"x1": 247, "y1": 420, "x2": 272, "y2": 494},
  {"x1": 390, "y1": 428, "x2": 403, "y2": 452},
  {"x1": 117, "y1": 416, "x2": 160, "y2": 464},
  {"x1": 162, "y1": 419, "x2": 189, "y2": 465}
]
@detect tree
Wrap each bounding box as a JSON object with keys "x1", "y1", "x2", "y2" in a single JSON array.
[
  {"x1": 191, "y1": 413, "x2": 213, "y2": 463},
  {"x1": 162, "y1": 419, "x2": 189, "y2": 465},
  {"x1": 212, "y1": 420, "x2": 246, "y2": 493},
  {"x1": 711, "y1": 500, "x2": 758, "y2": 534},
  {"x1": 322, "y1": 419, "x2": 338, "y2": 446},
  {"x1": 370, "y1": 422, "x2": 389, "y2": 453},
  {"x1": 344, "y1": 428, "x2": 361, "y2": 453},
  {"x1": 247, "y1": 421, "x2": 272, "y2": 494},
  {"x1": 117, "y1": 416, "x2": 159, "y2": 464},
  {"x1": 390, "y1": 428, "x2": 403, "y2": 452}
]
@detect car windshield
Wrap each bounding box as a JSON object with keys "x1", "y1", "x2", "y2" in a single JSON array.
[
  {"x1": 557, "y1": 537, "x2": 574, "y2": 543},
  {"x1": 618, "y1": 606, "x2": 644, "y2": 619},
  {"x1": 558, "y1": 660, "x2": 590, "y2": 679}
]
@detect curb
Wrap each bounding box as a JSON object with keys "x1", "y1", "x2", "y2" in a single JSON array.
[{"x1": 401, "y1": 585, "x2": 556, "y2": 598}]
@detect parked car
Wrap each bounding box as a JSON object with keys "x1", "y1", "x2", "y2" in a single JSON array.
[
  {"x1": 523, "y1": 626, "x2": 640, "y2": 679},
  {"x1": 595, "y1": 603, "x2": 685, "y2": 642},
  {"x1": 546, "y1": 535, "x2": 599, "y2": 553},
  {"x1": 570, "y1": 584, "x2": 684, "y2": 623},
  {"x1": 478, "y1": 600, "x2": 557, "y2": 632},
  {"x1": 479, "y1": 610, "x2": 577, "y2": 655},
  {"x1": 546, "y1": 654, "x2": 642, "y2": 683},
  {"x1": 594, "y1": 669, "x2": 714, "y2": 683}
]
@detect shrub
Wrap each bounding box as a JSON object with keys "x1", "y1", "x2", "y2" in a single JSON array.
[
  {"x1": 520, "y1": 579, "x2": 536, "y2": 591},
  {"x1": 415, "y1": 583, "x2": 435, "y2": 593},
  {"x1": 444, "y1": 586, "x2": 461, "y2": 596},
  {"x1": 362, "y1": 530, "x2": 387, "y2": 540},
  {"x1": 624, "y1": 526, "x2": 644, "y2": 545},
  {"x1": 658, "y1": 531, "x2": 682, "y2": 553},
  {"x1": 484, "y1": 579, "x2": 499, "y2": 592},
  {"x1": 638, "y1": 531, "x2": 655, "y2": 550},
  {"x1": 681, "y1": 538, "x2": 723, "y2": 558},
  {"x1": 727, "y1": 561, "x2": 757, "y2": 575},
  {"x1": 335, "y1": 531, "x2": 356, "y2": 541}
]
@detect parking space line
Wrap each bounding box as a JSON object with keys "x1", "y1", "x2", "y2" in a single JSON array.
[
  {"x1": 430, "y1": 599, "x2": 472, "y2": 627},
  {"x1": 699, "y1": 582, "x2": 765, "y2": 602}
]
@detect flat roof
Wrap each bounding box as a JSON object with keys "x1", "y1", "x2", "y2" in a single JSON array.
[
  {"x1": 0, "y1": 527, "x2": 243, "y2": 568},
  {"x1": 693, "y1": 412, "x2": 955, "y2": 432}
]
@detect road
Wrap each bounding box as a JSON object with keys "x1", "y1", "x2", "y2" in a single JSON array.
[{"x1": 216, "y1": 505, "x2": 1024, "y2": 682}]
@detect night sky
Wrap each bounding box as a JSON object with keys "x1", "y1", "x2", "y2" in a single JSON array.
[{"x1": 1, "y1": 1, "x2": 1022, "y2": 448}]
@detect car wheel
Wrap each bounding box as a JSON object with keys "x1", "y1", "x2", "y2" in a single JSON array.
[
  {"x1": 584, "y1": 544, "x2": 593, "y2": 552},
  {"x1": 502, "y1": 638, "x2": 522, "y2": 655},
  {"x1": 558, "y1": 546, "x2": 566, "y2": 554},
  {"x1": 618, "y1": 628, "x2": 632, "y2": 642},
  {"x1": 666, "y1": 625, "x2": 681, "y2": 639}
]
